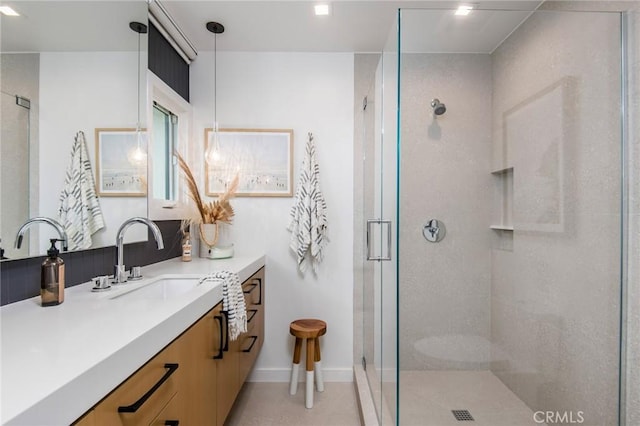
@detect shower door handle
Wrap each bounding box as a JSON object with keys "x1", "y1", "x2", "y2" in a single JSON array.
[{"x1": 366, "y1": 219, "x2": 392, "y2": 261}]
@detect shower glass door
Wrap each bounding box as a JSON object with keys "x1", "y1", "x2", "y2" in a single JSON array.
[
  {"x1": 361, "y1": 15, "x2": 400, "y2": 424},
  {"x1": 1, "y1": 91, "x2": 31, "y2": 259},
  {"x1": 394, "y1": 6, "x2": 626, "y2": 426}
]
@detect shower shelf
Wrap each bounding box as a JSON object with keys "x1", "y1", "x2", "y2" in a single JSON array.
[
  {"x1": 491, "y1": 167, "x2": 514, "y2": 233},
  {"x1": 490, "y1": 225, "x2": 514, "y2": 231}
]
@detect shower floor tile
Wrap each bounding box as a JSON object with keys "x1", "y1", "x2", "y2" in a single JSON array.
[{"x1": 399, "y1": 370, "x2": 545, "y2": 426}]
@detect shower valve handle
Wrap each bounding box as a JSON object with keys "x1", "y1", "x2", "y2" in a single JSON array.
[{"x1": 423, "y1": 219, "x2": 446, "y2": 243}]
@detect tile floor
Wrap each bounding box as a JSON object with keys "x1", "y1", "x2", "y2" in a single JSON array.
[
  {"x1": 225, "y1": 371, "x2": 542, "y2": 426},
  {"x1": 398, "y1": 370, "x2": 545, "y2": 426},
  {"x1": 225, "y1": 382, "x2": 362, "y2": 426}
]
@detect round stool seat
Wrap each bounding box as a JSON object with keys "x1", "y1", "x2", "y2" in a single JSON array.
[{"x1": 290, "y1": 319, "x2": 327, "y2": 339}]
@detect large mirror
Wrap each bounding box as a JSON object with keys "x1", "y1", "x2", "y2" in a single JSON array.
[{"x1": 1, "y1": 1, "x2": 149, "y2": 260}]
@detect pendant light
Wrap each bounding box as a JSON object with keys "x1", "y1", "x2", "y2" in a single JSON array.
[
  {"x1": 205, "y1": 21, "x2": 224, "y2": 165},
  {"x1": 128, "y1": 21, "x2": 148, "y2": 165}
]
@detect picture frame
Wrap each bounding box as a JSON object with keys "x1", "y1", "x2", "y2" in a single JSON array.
[
  {"x1": 95, "y1": 128, "x2": 147, "y2": 197},
  {"x1": 205, "y1": 128, "x2": 294, "y2": 197}
]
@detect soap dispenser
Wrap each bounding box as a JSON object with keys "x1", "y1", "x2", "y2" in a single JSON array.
[{"x1": 41, "y1": 239, "x2": 65, "y2": 306}]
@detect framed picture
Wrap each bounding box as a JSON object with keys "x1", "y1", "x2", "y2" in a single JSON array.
[
  {"x1": 205, "y1": 128, "x2": 293, "y2": 197},
  {"x1": 95, "y1": 128, "x2": 147, "y2": 197}
]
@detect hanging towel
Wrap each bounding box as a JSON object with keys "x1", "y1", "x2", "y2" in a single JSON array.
[
  {"x1": 200, "y1": 270, "x2": 247, "y2": 341},
  {"x1": 287, "y1": 132, "x2": 329, "y2": 274},
  {"x1": 58, "y1": 131, "x2": 105, "y2": 250}
]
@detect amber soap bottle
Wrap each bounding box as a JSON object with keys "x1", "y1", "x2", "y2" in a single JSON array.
[{"x1": 41, "y1": 239, "x2": 65, "y2": 306}]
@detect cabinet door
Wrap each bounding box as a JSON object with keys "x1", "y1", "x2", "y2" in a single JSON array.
[
  {"x1": 214, "y1": 303, "x2": 241, "y2": 426},
  {"x1": 176, "y1": 304, "x2": 218, "y2": 425}
]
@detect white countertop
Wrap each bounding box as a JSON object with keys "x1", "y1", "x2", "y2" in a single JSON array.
[{"x1": 0, "y1": 253, "x2": 265, "y2": 425}]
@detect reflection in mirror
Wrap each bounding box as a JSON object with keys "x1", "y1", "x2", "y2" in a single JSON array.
[
  {"x1": 152, "y1": 101, "x2": 178, "y2": 202},
  {"x1": 0, "y1": 1, "x2": 149, "y2": 260},
  {"x1": 147, "y1": 72, "x2": 191, "y2": 220}
]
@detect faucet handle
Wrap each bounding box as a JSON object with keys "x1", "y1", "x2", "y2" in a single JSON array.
[
  {"x1": 130, "y1": 266, "x2": 143, "y2": 281},
  {"x1": 91, "y1": 276, "x2": 111, "y2": 292}
]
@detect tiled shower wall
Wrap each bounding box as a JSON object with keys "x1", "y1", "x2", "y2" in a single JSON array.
[
  {"x1": 399, "y1": 54, "x2": 493, "y2": 370},
  {"x1": 490, "y1": 10, "x2": 622, "y2": 425},
  {"x1": 0, "y1": 220, "x2": 182, "y2": 306}
]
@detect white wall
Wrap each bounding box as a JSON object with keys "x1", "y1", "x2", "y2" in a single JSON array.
[
  {"x1": 190, "y1": 52, "x2": 354, "y2": 381},
  {"x1": 39, "y1": 51, "x2": 147, "y2": 252}
]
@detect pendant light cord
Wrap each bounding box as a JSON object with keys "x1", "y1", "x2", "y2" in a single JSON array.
[
  {"x1": 137, "y1": 31, "x2": 141, "y2": 132},
  {"x1": 214, "y1": 32, "x2": 217, "y2": 131}
]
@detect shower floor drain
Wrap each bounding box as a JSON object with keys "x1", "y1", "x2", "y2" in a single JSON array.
[{"x1": 452, "y1": 410, "x2": 474, "y2": 421}]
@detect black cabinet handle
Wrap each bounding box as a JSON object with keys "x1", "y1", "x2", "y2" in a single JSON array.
[
  {"x1": 253, "y1": 278, "x2": 262, "y2": 305},
  {"x1": 243, "y1": 278, "x2": 262, "y2": 305},
  {"x1": 243, "y1": 283, "x2": 258, "y2": 295},
  {"x1": 213, "y1": 315, "x2": 224, "y2": 360},
  {"x1": 247, "y1": 309, "x2": 258, "y2": 323},
  {"x1": 242, "y1": 335, "x2": 258, "y2": 353},
  {"x1": 117, "y1": 363, "x2": 179, "y2": 413},
  {"x1": 165, "y1": 421, "x2": 179, "y2": 426},
  {"x1": 221, "y1": 310, "x2": 229, "y2": 351}
]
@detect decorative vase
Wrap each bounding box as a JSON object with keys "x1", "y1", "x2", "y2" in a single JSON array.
[{"x1": 198, "y1": 222, "x2": 234, "y2": 259}]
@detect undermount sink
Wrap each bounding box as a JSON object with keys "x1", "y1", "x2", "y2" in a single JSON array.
[{"x1": 109, "y1": 276, "x2": 205, "y2": 301}]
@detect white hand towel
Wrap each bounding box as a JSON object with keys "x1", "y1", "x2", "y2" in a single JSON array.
[
  {"x1": 201, "y1": 270, "x2": 247, "y2": 341},
  {"x1": 287, "y1": 132, "x2": 328, "y2": 273},
  {"x1": 58, "y1": 131, "x2": 105, "y2": 250}
]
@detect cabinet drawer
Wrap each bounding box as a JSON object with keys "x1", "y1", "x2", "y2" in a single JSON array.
[
  {"x1": 242, "y1": 268, "x2": 264, "y2": 307},
  {"x1": 149, "y1": 392, "x2": 181, "y2": 426},
  {"x1": 239, "y1": 302, "x2": 264, "y2": 383},
  {"x1": 93, "y1": 348, "x2": 180, "y2": 426}
]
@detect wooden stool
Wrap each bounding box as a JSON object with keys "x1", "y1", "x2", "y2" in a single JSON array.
[{"x1": 289, "y1": 319, "x2": 327, "y2": 408}]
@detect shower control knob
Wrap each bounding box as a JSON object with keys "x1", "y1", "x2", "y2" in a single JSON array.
[{"x1": 423, "y1": 219, "x2": 446, "y2": 243}]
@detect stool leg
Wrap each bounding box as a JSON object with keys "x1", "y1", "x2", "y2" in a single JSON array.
[
  {"x1": 314, "y1": 338, "x2": 324, "y2": 392},
  {"x1": 305, "y1": 337, "x2": 315, "y2": 408},
  {"x1": 289, "y1": 337, "x2": 302, "y2": 395}
]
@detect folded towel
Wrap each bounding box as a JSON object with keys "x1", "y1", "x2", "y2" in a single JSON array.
[
  {"x1": 287, "y1": 132, "x2": 328, "y2": 274},
  {"x1": 58, "y1": 131, "x2": 105, "y2": 250},
  {"x1": 201, "y1": 270, "x2": 247, "y2": 341}
]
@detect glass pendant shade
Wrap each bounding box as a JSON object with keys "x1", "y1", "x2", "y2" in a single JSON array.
[{"x1": 128, "y1": 21, "x2": 147, "y2": 167}]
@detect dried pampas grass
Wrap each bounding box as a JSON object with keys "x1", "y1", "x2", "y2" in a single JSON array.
[{"x1": 176, "y1": 152, "x2": 238, "y2": 225}]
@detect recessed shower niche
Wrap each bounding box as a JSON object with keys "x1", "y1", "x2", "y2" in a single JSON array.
[{"x1": 490, "y1": 167, "x2": 513, "y2": 251}]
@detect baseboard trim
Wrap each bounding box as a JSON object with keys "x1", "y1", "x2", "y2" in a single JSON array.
[{"x1": 248, "y1": 367, "x2": 353, "y2": 382}]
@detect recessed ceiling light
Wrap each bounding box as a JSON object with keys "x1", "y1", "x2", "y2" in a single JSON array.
[
  {"x1": 455, "y1": 5, "x2": 473, "y2": 16},
  {"x1": 314, "y1": 4, "x2": 330, "y2": 16},
  {"x1": 0, "y1": 5, "x2": 19, "y2": 16}
]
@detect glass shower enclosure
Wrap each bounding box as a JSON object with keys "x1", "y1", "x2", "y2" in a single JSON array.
[{"x1": 361, "y1": 5, "x2": 629, "y2": 425}]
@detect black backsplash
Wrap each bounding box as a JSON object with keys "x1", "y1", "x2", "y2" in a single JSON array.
[{"x1": 0, "y1": 220, "x2": 183, "y2": 306}]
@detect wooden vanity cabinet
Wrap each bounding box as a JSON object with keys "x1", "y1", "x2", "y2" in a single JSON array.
[
  {"x1": 215, "y1": 266, "x2": 265, "y2": 425},
  {"x1": 76, "y1": 304, "x2": 220, "y2": 426},
  {"x1": 73, "y1": 267, "x2": 265, "y2": 426}
]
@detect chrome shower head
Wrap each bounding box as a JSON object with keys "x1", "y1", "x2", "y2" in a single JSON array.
[{"x1": 431, "y1": 98, "x2": 446, "y2": 116}]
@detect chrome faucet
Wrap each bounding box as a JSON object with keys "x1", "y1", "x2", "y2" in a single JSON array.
[
  {"x1": 114, "y1": 217, "x2": 164, "y2": 284},
  {"x1": 14, "y1": 217, "x2": 69, "y2": 251}
]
